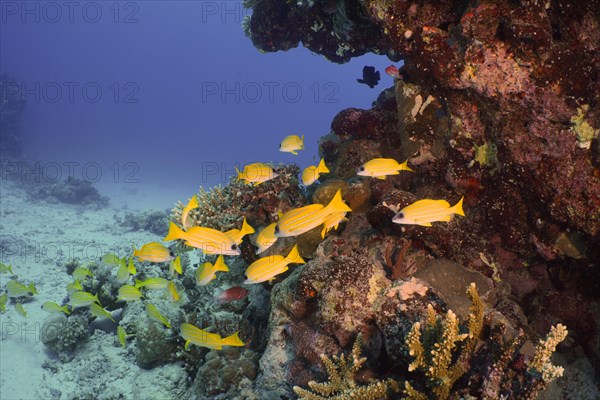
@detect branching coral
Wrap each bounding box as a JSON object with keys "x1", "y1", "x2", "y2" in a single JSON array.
[
  {"x1": 170, "y1": 164, "x2": 304, "y2": 231},
  {"x1": 523, "y1": 323, "x2": 568, "y2": 399},
  {"x1": 404, "y1": 283, "x2": 484, "y2": 399},
  {"x1": 293, "y1": 333, "x2": 399, "y2": 399}
]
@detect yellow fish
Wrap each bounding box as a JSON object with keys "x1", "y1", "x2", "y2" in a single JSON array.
[
  {"x1": 0, "y1": 262, "x2": 14, "y2": 274},
  {"x1": 0, "y1": 293, "x2": 7, "y2": 313},
  {"x1": 67, "y1": 280, "x2": 83, "y2": 294},
  {"x1": 145, "y1": 303, "x2": 171, "y2": 328},
  {"x1": 167, "y1": 281, "x2": 180, "y2": 302},
  {"x1": 6, "y1": 280, "x2": 38, "y2": 298},
  {"x1": 90, "y1": 303, "x2": 115, "y2": 322},
  {"x1": 42, "y1": 301, "x2": 70, "y2": 315},
  {"x1": 244, "y1": 244, "x2": 305, "y2": 284},
  {"x1": 135, "y1": 277, "x2": 169, "y2": 290},
  {"x1": 72, "y1": 267, "x2": 93, "y2": 280},
  {"x1": 301, "y1": 158, "x2": 329, "y2": 186},
  {"x1": 133, "y1": 242, "x2": 175, "y2": 263},
  {"x1": 69, "y1": 291, "x2": 100, "y2": 309},
  {"x1": 275, "y1": 189, "x2": 352, "y2": 238},
  {"x1": 102, "y1": 254, "x2": 125, "y2": 267},
  {"x1": 15, "y1": 303, "x2": 27, "y2": 317},
  {"x1": 181, "y1": 195, "x2": 199, "y2": 229},
  {"x1": 117, "y1": 285, "x2": 143, "y2": 302},
  {"x1": 235, "y1": 163, "x2": 279, "y2": 186},
  {"x1": 164, "y1": 222, "x2": 240, "y2": 256},
  {"x1": 357, "y1": 158, "x2": 413, "y2": 179},
  {"x1": 180, "y1": 323, "x2": 244, "y2": 350},
  {"x1": 225, "y1": 217, "x2": 255, "y2": 245},
  {"x1": 392, "y1": 197, "x2": 465, "y2": 226},
  {"x1": 169, "y1": 256, "x2": 182, "y2": 276},
  {"x1": 279, "y1": 134, "x2": 304, "y2": 155},
  {"x1": 117, "y1": 325, "x2": 129, "y2": 348},
  {"x1": 321, "y1": 211, "x2": 349, "y2": 238},
  {"x1": 255, "y1": 222, "x2": 278, "y2": 254},
  {"x1": 116, "y1": 263, "x2": 130, "y2": 284},
  {"x1": 195, "y1": 255, "x2": 229, "y2": 285}
]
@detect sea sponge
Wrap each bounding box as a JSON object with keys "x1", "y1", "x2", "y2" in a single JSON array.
[
  {"x1": 41, "y1": 314, "x2": 89, "y2": 361},
  {"x1": 190, "y1": 347, "x2": 259, "y2": 397},
  {"x1": 135, "y1": 319, "x2": 176, "y2": 369}
]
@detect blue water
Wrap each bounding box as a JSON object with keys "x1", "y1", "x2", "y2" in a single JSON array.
[{"x1": 1, "y1": 0, "x2": 392, "y2": 207}]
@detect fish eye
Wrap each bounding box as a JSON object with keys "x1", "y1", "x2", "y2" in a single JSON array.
[
  {"x1": 231, "y1": 244, "x2": 237, "y2": 250},
  {"x1": 397, "y1": 213, "x2": 404, "y2": 219},
  {"x1": 359, "y1": 166, "x2": 365, "y2": 171},
  {"x1": 274, "y1": 225, "x2": 279, "y2": 234},
  {"x1": 169, "y1": 251, "x2": 175, "y2": 257}
]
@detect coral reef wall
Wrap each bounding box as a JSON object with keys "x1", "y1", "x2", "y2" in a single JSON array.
[
  {"x1": 239, "y1": 1, "x2": 600, "y2": 397},
  {"x1": 245, "y1": 0, "x2": 600, "y2": 238}
]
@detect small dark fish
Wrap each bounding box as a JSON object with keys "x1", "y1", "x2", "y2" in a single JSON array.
[
  {"x1": 215, "y1": 286, "x2": 249, "y2": 303},
  {"x1": 357, "y1": 66, "x2": 380, "y2": 88}
]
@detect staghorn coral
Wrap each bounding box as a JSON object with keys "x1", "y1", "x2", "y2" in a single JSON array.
[
  {"x1": 404, "y1": 283, "x2": 484, "y2": 399},
  {"x1": 170, "y1": 164, "x2": 304, "y2": 232},
  {"x1": 293, "y1": 333, "x2": 398, "y2": 400}
]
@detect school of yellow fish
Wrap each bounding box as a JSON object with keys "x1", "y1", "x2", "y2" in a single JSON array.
[{"x1": 0, "y1": 134, "x2": 465, "y2": 353}]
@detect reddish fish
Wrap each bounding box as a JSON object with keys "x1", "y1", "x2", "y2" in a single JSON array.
[
  {"x1": 385, "y1": 65, "x2": 401, "y2": 79},
  {"x1": 215, "y1": 286, "x2": 249, "y2": 303}
]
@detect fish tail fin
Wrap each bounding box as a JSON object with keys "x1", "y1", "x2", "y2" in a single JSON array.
[
  {"x1": 189, "y1": 194, "x2": 198, "y2": 209},
  {"x1": 214, "y1": 255, "x2": 230, "y2": 272},
  {"x1": 241, "y1": 218, "x2": 255, "y2": 236},
  {"x1": 173, "y1": 256, "x2": 182, "y2": 274},
  {"x1": 453, "y1": 196, "x2": 465, "y2": 216},
  {"x1": 223, "y1": 331, "x2": 245, "y2": 347},
  {"x1": 235, "y1": 166, "x2": 243, "y2": 182},
  {"x1": 285, "y1": 244, "x2": 305, "y2": 264},
  {"x1": 134, "y1": 279, "x2": 144, "y2": 289},
  {"x1": 164, "y1": 222, "x2": 184, "y2": 242},
  {"x1": 28, "y1": 282, "x2": 38, "y2": 295},
  {"x1": 401, "y1": 159, "x2": 414, "y2": 172},
  {"x1": 325, "y1": 189, "x2": 352, "y2": 214},
  {"x1": 318, "y1": 158, "x2": 330, "y2": 174},
  {"x1": 300, "y1": 134, "x2": 305, "y2": 148}
]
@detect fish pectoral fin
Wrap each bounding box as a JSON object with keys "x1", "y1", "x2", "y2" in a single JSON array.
[
  {"x1": 184, "y1": 340, "x2": 191, "y2": 351},
  {"x1": 291, "y1": 151, "x2": 298, "y2": 155}
]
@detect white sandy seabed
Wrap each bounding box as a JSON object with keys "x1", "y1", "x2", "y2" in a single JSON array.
[{"x1": 0, "y1": 180, "x2": 191, "y2": 400}]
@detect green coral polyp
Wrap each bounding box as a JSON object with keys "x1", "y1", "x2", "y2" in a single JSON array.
[{"x1": 570, "y1": 105, "x2": 599, "y2": 149}]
